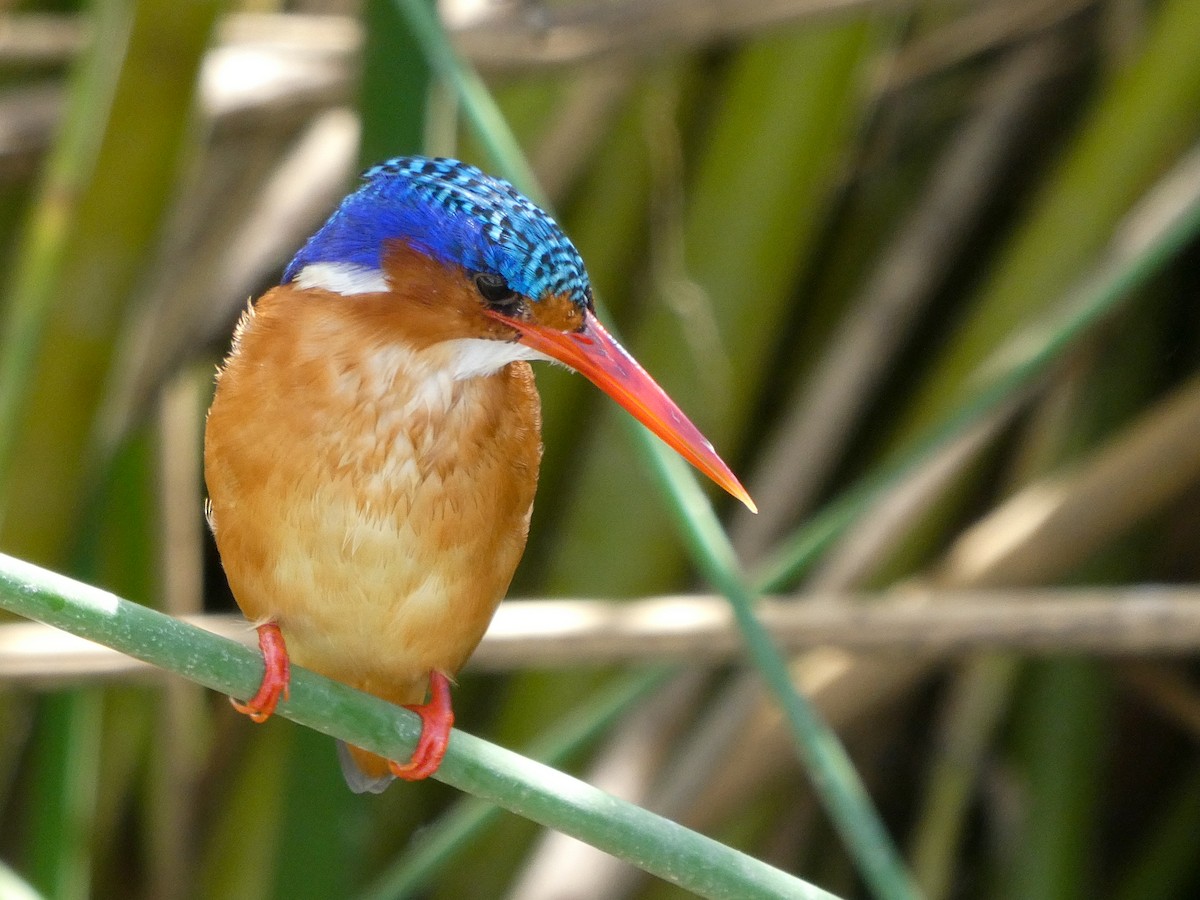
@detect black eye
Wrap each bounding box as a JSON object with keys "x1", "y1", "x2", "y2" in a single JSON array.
[{"x1": 473, "y1": 272, "x2": 520, "y2": 311}]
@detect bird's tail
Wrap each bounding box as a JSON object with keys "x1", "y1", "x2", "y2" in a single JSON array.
[{"x1": 336, "y1": 740, "x2": 394, "y2": 794}]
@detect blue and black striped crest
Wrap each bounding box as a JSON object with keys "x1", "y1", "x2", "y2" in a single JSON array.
[{"x1": 283, "y1": 156, "x2": 592, "y2": 309}]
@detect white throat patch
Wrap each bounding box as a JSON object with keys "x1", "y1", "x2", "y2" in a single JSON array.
[
  {"x1": 445, "y1": 338, "x2": 551, "y2": 380},
  {"x1": 295, "y1": 263, "x2": 389, "y2": 295}
]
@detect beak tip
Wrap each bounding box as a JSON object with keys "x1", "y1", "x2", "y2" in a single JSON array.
[{"x1": 728, "y1": 483, "x2": 757, "y2": 514}]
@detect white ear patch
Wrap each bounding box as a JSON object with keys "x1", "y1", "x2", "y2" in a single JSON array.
[
  {"x1": 295, "y1": 263, "x2": 389, "y2": 295},
  {"x1": 446, "y1": 338, "x2": 552, "y2": 380}
]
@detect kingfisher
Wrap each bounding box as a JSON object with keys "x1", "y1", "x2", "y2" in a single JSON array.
[{"x1": 204, "y1": 156, "x2": 753, "y2": 793}]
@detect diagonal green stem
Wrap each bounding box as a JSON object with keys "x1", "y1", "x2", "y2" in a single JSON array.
[
  {"x1": 0, "y1": 552, "x2": 835, "y2": 900},
  {"x1": 392, "y1": 0, "x2": 541, "y2": 204},
  {"x1": 389, "y1": 2, "x2": 920, "y2": 898},
  {"x1": 643, "y1": 444, "x2": 922, "y2": 900}
]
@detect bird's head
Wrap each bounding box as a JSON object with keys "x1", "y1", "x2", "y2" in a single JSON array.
[{"x1": 282, "y1": 156, "x2": 754, "y2": 512}]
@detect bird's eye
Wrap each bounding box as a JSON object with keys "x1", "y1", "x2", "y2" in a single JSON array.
[{"x1": 473, "y1": 272, "x2": 520, "y2": 312}]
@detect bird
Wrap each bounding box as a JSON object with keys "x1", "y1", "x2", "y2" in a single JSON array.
[{"x1": 204, "y1": 156, "x2": 754, "y2": 793}]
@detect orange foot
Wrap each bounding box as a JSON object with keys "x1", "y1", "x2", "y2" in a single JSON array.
[
  {"x1": 231, "y1": 622, "x2": 291, "y2": 723},
  {"x1": 388, "y1": 671, "x2": 455, "y2": 781}
]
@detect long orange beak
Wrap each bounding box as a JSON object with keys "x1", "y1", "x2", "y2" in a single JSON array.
[{"x1": 487, "y1": 308, "x2": 756, "y2": 513}]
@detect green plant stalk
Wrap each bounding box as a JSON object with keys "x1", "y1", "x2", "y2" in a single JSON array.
[
  {"x1": 908, "y1": 655, "x2": 1021, "y2": 900},
  {"x1": 389, "y1": 4, "x2": 917, "y2": 897},
  {"x1": 758, "y1": 146, "x2": 1200, "y2": 590},
  {"x1": 392, "y1": 0, "x2": 541, "y2": 205},
  {"x1": 198, "y1": 723, "x2": 289, "y2": 900},
  {"x1": 0, "y1": 553, "x2": 836, "y2": 900},
  {"x1": 360, "y1": 0, "x2": 430, "y2": 166},
  {"x1": 26, "y1": 691, "x2": 102, "y2": 900},
  {"x1": 1003, "y1": 660, "x2": 1113, "y2": 900},
  {"x1": 275, "y1": 728, "x2": 362, "y2": 898},
  {"x1": 359, "y1": 669, "x2": 673, "y2": 900}
]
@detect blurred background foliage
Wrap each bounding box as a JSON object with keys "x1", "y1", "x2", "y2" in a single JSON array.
[{"x1": 1, "y1": 0, "x2": 1200, "y2": 898}]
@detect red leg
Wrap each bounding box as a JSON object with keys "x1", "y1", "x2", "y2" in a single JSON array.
[
  {"x1": 388, "y1": 671, "x2": 454, "y2": 781},
  {"x1": 231, "y1": 622, "x2": 291, "y2": 723}
]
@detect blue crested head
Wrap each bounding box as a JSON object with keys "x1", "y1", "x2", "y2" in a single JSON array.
[{"x1": 283, "y1": 156, "x2": 592, "y2": 309}]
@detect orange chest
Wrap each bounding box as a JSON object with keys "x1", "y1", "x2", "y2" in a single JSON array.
[{"x1": 203, "y1": 289, "x2": 542, "y2": 690}]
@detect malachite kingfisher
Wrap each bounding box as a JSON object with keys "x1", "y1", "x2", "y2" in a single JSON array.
[{"x1": 204, "y1": 156, "x2": 754, "y2": 793}]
